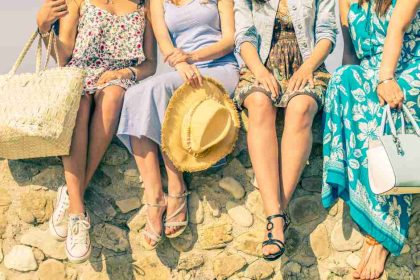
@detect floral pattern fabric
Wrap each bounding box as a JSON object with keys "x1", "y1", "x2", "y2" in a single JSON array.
[
  {"x1": 322, "y1": 1, "x2": 419, "y2": 255},
  {"x1": 234, "y1": 0, "x2": 330, "y2": 110},
  {"x1": 66, "y1": 0, "x2": 146, "y2": 94}
]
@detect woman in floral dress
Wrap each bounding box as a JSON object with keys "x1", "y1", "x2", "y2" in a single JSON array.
[
  {"x1": 323, "y1": 0, "x2": 419, "y2": 278},
  {"x1": 36, "y1": 0, "x2": 156, "y2": 262}
]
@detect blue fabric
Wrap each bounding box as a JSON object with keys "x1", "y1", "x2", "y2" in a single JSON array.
[
  {"x1": 322, "y1": 3, "x2": 419, "y2": 255},
  {"x1": 234, "y1": 0, "x2": 337, "y2": 62},
  {"x1": 117, "y1": 0, "x2": 239, "y2": 152}
]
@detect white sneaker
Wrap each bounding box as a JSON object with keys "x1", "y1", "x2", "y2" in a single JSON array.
[
  {"x1": 49, "y1": 185, "x2": 69, "y2": 241},
  {"x1": 65, "y1": 213, "x2": 92, "y2": 263}
]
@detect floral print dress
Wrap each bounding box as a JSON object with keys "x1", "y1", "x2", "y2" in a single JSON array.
[
  {"x1": 322, "y1": 1, "x2": 419, "y2": 255},
  {"x1": 66, "y1": 0, "x2": 146, "y2": 94}
]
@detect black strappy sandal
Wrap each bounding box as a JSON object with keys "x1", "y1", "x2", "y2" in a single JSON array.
[{"x1": 262, "y1": 212, "x2": 291, "y2": 261}]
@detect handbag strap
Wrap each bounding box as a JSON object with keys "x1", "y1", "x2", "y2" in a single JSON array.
[
  {"x1": 8, "y1": 30, "x2": 60, "y2": 76},
  {"x1": 43, "y1": 31, "x2": 60, "y2": 70},
  {"x1": 380, "y1": 104, "x2": 420, "y2": 137}
]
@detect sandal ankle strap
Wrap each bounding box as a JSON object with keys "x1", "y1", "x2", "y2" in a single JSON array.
[
  {"x1": 167, "y1": 190, "x2": 190, "y2": 199},
  {"x1": 145, "y1": 195, "x2": 167, "y2": 208}
]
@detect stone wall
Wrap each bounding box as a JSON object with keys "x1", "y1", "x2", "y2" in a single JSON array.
[{"x1": 0, "y1": 114, "x2": 418, "y2": 280}]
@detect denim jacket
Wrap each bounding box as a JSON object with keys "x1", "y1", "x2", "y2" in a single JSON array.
[{"x1": 234, "y1": 0, "x2": 337, "y2": 63}]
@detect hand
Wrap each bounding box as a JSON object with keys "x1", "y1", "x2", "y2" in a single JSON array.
[
  {"x1": 37, "y1": 0, "x2": 69, "y2": 33},
  {"x1": 377, "y1": 79, "x2": 404, "y2": 109},
  {"x1": 175, "y1": 62, "x2": 203, "y2": 88},
  {"x1": 97, "y1": 69, "x2": 131, "y2": 86},
  {"x1": 165, "y1": 48, "x2": 192, "y2": 67},
  {"x1": 254, "y1": 67, "x2": 279, "y2": 100},
  {"x1": 287, "y1": 63, "x2": 315, "y2": 93}
]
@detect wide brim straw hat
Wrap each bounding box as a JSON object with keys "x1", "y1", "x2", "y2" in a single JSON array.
[{"x1": 162, "y1": 77, "x2": 240, "y2": 172}]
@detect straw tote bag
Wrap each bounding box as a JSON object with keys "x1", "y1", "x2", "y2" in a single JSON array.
[
  {"x1": 367, "y1": 105, "x2": 420, "y2": 195},
  {"x1": 0, "y1": 30, "x2": 86, "y2": 159}
]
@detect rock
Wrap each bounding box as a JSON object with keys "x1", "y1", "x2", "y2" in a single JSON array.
[
  {"x1": 346, "y1": 253, "x2": 361, "y2": 269},
  {"x1": 0, "y1": 214, "x2": 7, "y2": 237},
  {"x1": 189, "y1": 192, "x2": 204, "y2": 224},
  {"x1": 102, "y1": 144, "x2": 129, "y2": 165},
  {"x1": 0, "y1": 188, "x2": 11, "y2": 208},
  {"x1": 222, "y1": 159, "x2": 247, "y2": 185},
  {"x1": 309, "y1": 224, "x2": 330, "y2": 260},
  {"x1": 198, "y1": 221, "x2": 233, "y2": 249},
  {"x1": 0, "y1": 272, "x2": 5, "y2": 280},
  {"x1": 124, "y1": 168, "x2": 142, "y2": 186},
  {"x1": 31, "y1": 166, "x2": 65, "y2": 188},
  {"x1": 169, "y1": 226, "x2": 195, "y2": 252},
  {"x1": 178, "y1": 253, "x2": 205, "y2": 271},
  {"x1": 233, "y1": 229, "x2": 264, "y2": 257},
  {"x1": 284, "y1": 227, "x2": 302, "y2": 256},
  {"x1": 205, "y1": 200, "x2": 221, "y2": 217},
  {"x1": 20, "y1": 227, "x2": 67, "y2": 260},
  {"x1": 400, "y1": 244, "x2": 410, "y2": 254},
  {"x1": 329, "y1": 266, "x2": 350, "y2": 277},
  {"x1": 283, "y1": 261, "x2": 302, "y2": 278},
  {"x1": 37, "y1": 259, "x2": 65, "y2": 280},
  {"x1": 115, "y1": 198, "x2": 141, "y2": 213},
  {"x1": 331, "y1": 219, "x2": 364, "y2": 252},
  {"x1": 226, "y1": 201, "x2": 253, "y2": 227},
  {"x1": 245, "y1": 190, "x2": 265, "y2": 222},
  {"x1": 19, "y1": 189, "x2": 53, "y2": 224},
  {"x1": 213, "y1": 253, "x2": 246, "y2": 280},
  {"x1": 387, "y1": 263, "x2": 414, "y2": 280},
  {"x1": 133, "y1": 254, "x2": 171, "y2": 280},
  {"x1": 4, "y1": 245, "x2": 38, "y2": 272},
  {"x1": 92, "y1": 223, "x2": 129, "y2": 252},
  {"x1": 32, "y1": 247, "x2": 45, "y2": 264},
  {"x1": 302, "y1": 158, "x2": 323, "y2": 178},
  {"x1": 0, "y1": 240, "x2": 2, "y2": 262},
  {"x1": 85, "y1": 189, "x2": 117, "y2": 222},
  {"x1": 218, "y1": 177, "x2": 245, "y2": 200},
  {"x1": 413, "y1": 251, "x2": 420, "y2": 266},
  {"x1": 90, "y1": 169, "x2": 112, "y2": 188},
  {"x1": 301, "y1": 177, "x2": 322, "y2": 193},
  {"x1": 7, "y1": 160, "x2": 41, "y2": 183},
  {"x1": 289, "y1": 195, "x2": 322, "y2": 225},
  {"x1": 245, "y1": 260, "x2": 274, "y2": 280},
  {"x1": 127, "y1": 206, "x2": 147, "y2": 232}
]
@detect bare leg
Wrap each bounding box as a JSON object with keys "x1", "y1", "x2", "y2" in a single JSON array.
[
  {"x1": 243, "y1": 92, "x2": 283, "y2": 256},
  {"x1": 131, "y1": 136, "x2": 166, "y2": 246},
  {"x1": 62, "y1": 94, "x2": 93, "y2": 214},
  {"x1": 83, "y1": 86, "x2": 125, "y2": 191},
  {"x1": 280, "y1": 95, "x2": 318, "y2": 207},
  {"x1": 162, "y1": 153, "x2": 187, "y2": 236}
]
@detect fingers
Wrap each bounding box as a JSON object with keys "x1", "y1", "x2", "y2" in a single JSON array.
[
  {"x1": 378, "y1": 95, "x2": 385, "y2": 106},
  {"x1": 192, "y1": 66, "x2": 203, "y2": 87},
  {"x1": 293, "y1": 77, "x2": 303, "y2": 92},
  {"x1": 287, "y1": 76, "x2": 296, "y2": 93},
  {"x1": 308, "y1": 77, "x2": 315, "y2": 89},
  {"x1": 268, "y1": 76, "x2": 279, "y2": 99}
]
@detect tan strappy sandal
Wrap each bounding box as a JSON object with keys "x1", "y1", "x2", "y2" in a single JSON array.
[
  {"x1": 164, "y1": 191, "x2": 190, "y2": 239},
  {"x1": 141, "y1": 198, "x2": 167, "y2": 250}
]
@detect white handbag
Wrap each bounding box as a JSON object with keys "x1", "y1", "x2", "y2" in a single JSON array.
[
  {"x1": 0, "y1": 30, "x2": 86, "y2": 159},
  {"x1": 367, "y1": 105, "x2": 420, "y2": 195}
]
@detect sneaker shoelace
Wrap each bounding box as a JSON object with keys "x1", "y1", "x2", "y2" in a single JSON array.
[
  {"x1": 56, "y1": 199, "x2": 69, "y2": 222},
  {"x1": 69, "y1": 219, "x2": 91, "y2": 249}
]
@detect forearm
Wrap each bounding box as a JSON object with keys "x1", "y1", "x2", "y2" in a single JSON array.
[
  {"x1": 378, "y1": 26, "x2": 404, "y2": 80},
  {"x1": 133, "y1": 58, "x2": 157, "y2": 81},
  {"x1": 303, "y1": 39, "x2": 332, "y2": 70},
  {"x1": 189, "y1": 39, "x2": 234, "y2": 63},
  {"x1": 240, "y1": 42, "x2": 266, "y2": 75}
]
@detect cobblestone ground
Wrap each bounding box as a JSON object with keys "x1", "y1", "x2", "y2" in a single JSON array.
[{"x1": 0, "y1": 114, "x2": 418, "y2": 280}]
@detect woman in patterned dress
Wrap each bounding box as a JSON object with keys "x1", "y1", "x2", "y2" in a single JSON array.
[
  {"x1": 234, "y1": 0, "x2": 336, "y2": 260},
  {"x1": 323, "y1": 0, "x2": 419, "y2": 278},
  {"x1": 36, "y1": 0, "x2": 156, "y2": 262}
]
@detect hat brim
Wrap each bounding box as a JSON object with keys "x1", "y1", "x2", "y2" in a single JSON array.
[{"x1": 161, "y1": 77, "x2": 240, "y2": 172}]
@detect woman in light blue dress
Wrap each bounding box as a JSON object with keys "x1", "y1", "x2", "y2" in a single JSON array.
[
  {"x1": 117, "y1": 0, "x2": 239, "y2": 248},
  {"x1": 323, "y1": 0, "x2": 419, "y2": 279}
]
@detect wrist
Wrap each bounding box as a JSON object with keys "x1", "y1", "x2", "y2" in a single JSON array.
[
  {"x1": 118, "y1": 68, "x2": 133, "y2": 80},
  {"x1": 379, "y1": 71, "x2": 395, "y2": 81},
  {"x1": 36, "y1": 16, "x2": 53, "y2": 34},
  {"x1": 187, "y1": 52, "x2": 198, "y2": 64}
]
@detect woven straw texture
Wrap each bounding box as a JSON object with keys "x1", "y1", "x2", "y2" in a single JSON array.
[{"x1": 0, "y1": 31, "x2": 85, "y2": 159}]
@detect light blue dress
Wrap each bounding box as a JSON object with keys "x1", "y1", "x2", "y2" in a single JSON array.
[
  {"x1": 117, "y1": 0, "x2": 239, "y2": 151},
  {"x1": 322, "y1": 1, "x2": 419, "y2": 255}
]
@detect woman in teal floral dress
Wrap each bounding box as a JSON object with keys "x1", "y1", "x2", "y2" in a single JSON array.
[{"x1": 323, "y1": 0, "x2": 419, "y2": 279}]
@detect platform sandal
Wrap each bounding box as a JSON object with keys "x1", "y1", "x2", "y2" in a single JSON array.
[
  {"x1": 141, "y1": 198, "x2": 167, "y2": 250},
  {"x1": 262, "y1": 212, "x2": 291, "y2": 261},
  {"x1": 164, "y1": 190, "x2": 190, "y2": 239}
]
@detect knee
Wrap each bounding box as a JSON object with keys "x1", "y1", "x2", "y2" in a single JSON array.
[
  {"x1": 95, "y1": 86, "x2": 125, "y2": 105},
  {"x1": 286, "y1": 98, "x2": 317, "y2": 129},
  {"x1": 245, "y1": 93, "x2": 276, "y2": 124}
]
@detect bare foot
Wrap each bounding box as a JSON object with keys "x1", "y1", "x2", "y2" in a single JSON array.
[
  {"x1": 165, "y1": 185, "x2": 188, "y2": 236},
  {"x1": 262, "y1": 215, "x2": 286, "y2": 257}
]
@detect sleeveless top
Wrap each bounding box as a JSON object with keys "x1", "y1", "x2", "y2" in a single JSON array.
[
  {"x1": 67, "y1": 0, "x2": 146, "y2": 93},
  {"x1": 163, "y1": 0, "x2": 237, "y2": 67}
]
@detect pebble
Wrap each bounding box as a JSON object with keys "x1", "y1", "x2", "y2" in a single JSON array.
[
  {"x1": 331, "y1": 219, "x2": 364, "y2": 252},
  {"x1": 199, "y1": 221, "x2": 233, "y2": 250},
  {"x1": 4, "y1": 245, "x2": 38, "y2": 272},
  {"x1": 346, "y1": 253, "x2": 361, "y2": 269},
  {"x1": 309, "y1": 223, "x2": 330, "y2": 260},
  {"x1": 213, "y1": 253, "x2": 247, "y2": 280},
  {"x1": 115, "y1": 197, "x2": 141, "y2": 213},
  {"x1": 20, "y1": 228, "x2": 67, "y2": 260},
  {"x1": 188, "y1": 192, "x2": 204, "y2": 224},
  {"x1": 244, "y1": 260, "x2": 274, "y2": 280},
  {"x1": 226, "y1": 201, "x2": 253, "y2": 227},
  {"x1": 233, "y1": 229, "x2": 264, "y2": 257},
  {"x1": 218, "y1": 177, "x2": 245, "y2": 199},
  {"x1": 38, "y1": 259, "x2": 65, "y2": 280}
]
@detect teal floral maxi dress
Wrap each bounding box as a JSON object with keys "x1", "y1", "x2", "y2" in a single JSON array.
[{"x1": 322, "y1": 1, "x2": 419, "y2": 255}]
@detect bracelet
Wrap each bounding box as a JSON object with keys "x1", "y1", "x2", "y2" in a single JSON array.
[
  {"x1": 37, "y1": 28, "x2": 52, "y2": 38},
  {"x1": 127, "y1": 67, "x2": 137, "y2": 81},
  {"x1": 377, "y1": 77, "x2": 395, "y2": 88}
]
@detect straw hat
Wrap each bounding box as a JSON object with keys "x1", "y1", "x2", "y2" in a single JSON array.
[{"x1": 162, "y1": 77, "x2": 240, "y2": 172}]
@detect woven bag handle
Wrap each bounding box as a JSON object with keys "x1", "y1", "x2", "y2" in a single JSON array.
[
  {"x1": 8, "y1": 30, "x2": 59, "y2": 76},
  {"x1": 43, "y1": 31, "x2": 60, "y2": 70}
]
